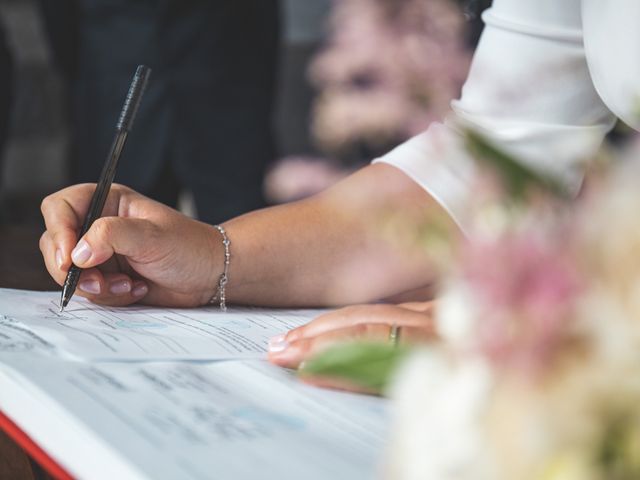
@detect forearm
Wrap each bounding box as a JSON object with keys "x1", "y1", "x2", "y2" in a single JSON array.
[{"x1": 223, "y1": 164, "x2": 453, "y2": 307}]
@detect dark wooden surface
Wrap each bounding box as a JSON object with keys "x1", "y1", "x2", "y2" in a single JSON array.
[
  {"x1": 0, "y1": 224, "x2": 57, "y2": 480},
  {"x1": 0, "y1": 428, "x2": 37, "y2": 479}
]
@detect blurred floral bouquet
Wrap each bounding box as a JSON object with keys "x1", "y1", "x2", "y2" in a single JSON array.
[
  {"x1": 307, "y1": 131, "x2": 640, "y2": 480},
  {"x1": 303, "y1": 0, "x2": 640, "y2": 479},
  {"x1": 381, "y1": 135, "x2": 640, "y2": 480},
  {"x1": 268, "y1": 0, "x2": 470, "y2": 203},
  {"x1": 311, "y1": 0, "x2": 470, "y2": 152}
]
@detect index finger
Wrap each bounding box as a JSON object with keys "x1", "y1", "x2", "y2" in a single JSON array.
[
  {"x1": 398, "y1": 301, "x2": 437, "y2": 313},
  {"x1": 286, "y1": 304, "x2": 435, "y2": 343},
  {"x1": 40, "y1": 184, "x2": 127, "y2": 268}
]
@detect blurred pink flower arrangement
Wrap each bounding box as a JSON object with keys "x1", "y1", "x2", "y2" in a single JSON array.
[
  {"x1": 459, "y1": 229, "x2": 581, "y2": 376},
  {"x1": 267, "y1": 0, "x2": 470, "y2": 203},
  {"x1": 263, "y1": 156, "x2": 351, "y2": 204},
  {"x1": 311, "y1": 0, "x2": 470, "y2": 151},
  {"x1": 388, "y1": 142, "x2": 640, "y2": 480}
]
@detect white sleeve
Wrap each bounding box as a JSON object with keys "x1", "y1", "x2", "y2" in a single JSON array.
[{"x1": 373, "y1": 0, "x2": 616, "y2": 232}]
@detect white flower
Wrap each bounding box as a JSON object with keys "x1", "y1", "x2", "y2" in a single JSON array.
[
  {"x1": 384, "y1": 349, "x2": 495, "y2": 480},
  {"x1": 436, "y1": 283, "x2": 478, "y2": 350}
]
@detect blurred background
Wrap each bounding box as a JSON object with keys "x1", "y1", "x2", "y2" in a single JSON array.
[
  {"x1": 0, "y1": 0, "x2": 335, "y2": 223},
  {"x1": 0, "y1": 0, "x2": 488, "y2": 289}
]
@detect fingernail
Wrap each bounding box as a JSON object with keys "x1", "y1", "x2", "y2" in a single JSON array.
[
  {"x1": 78, "y1": 280, "x2": 101, "y2": 295},
  {"x1": 71, "y1": 240, "x2": 92, "y2": 265},
  {"x1": 268, "y1": 334, "x2": 290, "y2": 353},
  {"x1": 132, "y1": 283, "x2": 148, "y2": 297},
  {"x1": 109, "y1": 280, "x2": 131, "y2": 295},
  {"x1": 55, "y1": 249, "x2": 64, "y2": 269}
]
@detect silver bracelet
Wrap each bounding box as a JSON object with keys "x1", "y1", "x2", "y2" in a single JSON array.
[{"x1": 210, "y1": 224, "x2": 230, "y2": 311}]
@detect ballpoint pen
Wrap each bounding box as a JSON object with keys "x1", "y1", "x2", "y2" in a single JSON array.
[{"x1": 60, "y1": 65, "x2": 151, "y2": 311}]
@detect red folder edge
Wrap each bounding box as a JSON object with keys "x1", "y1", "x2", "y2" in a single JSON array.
[{"x1": 0, "y1": 409, "x2": 73, "y2": 480}]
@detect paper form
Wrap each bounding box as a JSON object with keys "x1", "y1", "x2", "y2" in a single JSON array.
[
  {"x1": 0, "y1": 289, "x2": 323, "y2": 361},
  {"x1": 0, "y1": 354, "x2": 389, "y2": 480},
  {"x1": 0, "y1": 315, "x2": 58, "y2": 355}
]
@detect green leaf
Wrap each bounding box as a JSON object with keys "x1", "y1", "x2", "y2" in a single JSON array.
[
  {"x1": 299, "y1": 342, "x2": 412, "y2": 394},
  {"x1": 598, "y1": 413, "x2": 640, "y2": 479},
  {"x1": 464, "y1": 129, "x2": 571, "y2": 200}
]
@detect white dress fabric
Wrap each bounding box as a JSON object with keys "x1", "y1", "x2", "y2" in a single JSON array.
[{"x1": 374, "y1": 0, "x2": 636, "y2": 231}]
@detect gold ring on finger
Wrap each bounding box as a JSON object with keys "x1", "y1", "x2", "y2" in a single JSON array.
[{"x1": 389, "y1": 323, "x2": 400, "y2": 347}]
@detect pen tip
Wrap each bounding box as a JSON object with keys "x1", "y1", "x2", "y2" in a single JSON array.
[{"x1": 59, "y1": 305, "x2": 64, "y2": 313}]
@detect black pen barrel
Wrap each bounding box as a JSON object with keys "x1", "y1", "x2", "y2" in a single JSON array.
[{"x1": 59, "y1": 65, "x2": 151, "y2": 311}]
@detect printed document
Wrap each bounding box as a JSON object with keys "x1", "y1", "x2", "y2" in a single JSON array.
[
  {"x1": 0, "y1": 353, "x2": 389, "y2": 480},
  {"x1": 0, "y1": 289, "x2": 322, "y2": 361},
  {"x1": 0, "y1": 288, "x2": 389, "y2": 479}
]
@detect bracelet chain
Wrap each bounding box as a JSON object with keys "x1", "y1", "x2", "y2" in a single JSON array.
[{"x1": 210, "y1": 224, "x2": 230, "y2": 311}]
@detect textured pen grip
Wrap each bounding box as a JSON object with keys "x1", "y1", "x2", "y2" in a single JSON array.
[
  {"x1": 65, "y1": 266, "x2": 81, "y2": 286},
  {"x1": 62, "y1": 266, "x2": 82, "y2": 300},
  {"x1": 116, "y1": 65, "x2": 152, "y2": 132}
]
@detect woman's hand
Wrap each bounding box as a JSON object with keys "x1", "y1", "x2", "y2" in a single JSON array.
[
  {"x1": 39, "y1": 184, "x2": 222, "y2": 307},
  {"x1": 267, "y1": 302, "x2": 437, "y2": 372}
]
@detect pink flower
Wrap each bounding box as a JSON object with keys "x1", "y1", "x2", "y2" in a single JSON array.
[
  {"x1": 311, "y1": 0, "x2": 471, "y2": 150},
  {"x1": 459, "y1": 230, "x2": 582, "y2": 375},
  {"x1": 263, "y1": 156, "x2": 351, "y2": 203}
]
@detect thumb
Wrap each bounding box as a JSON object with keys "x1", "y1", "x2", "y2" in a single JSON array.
[{"x1": 71, "y1": 216, "x2": 157, "y2": 268}]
